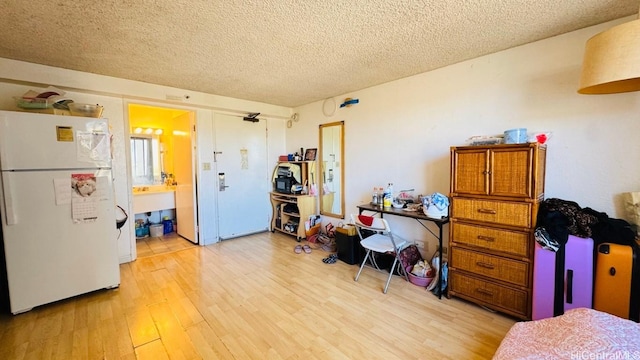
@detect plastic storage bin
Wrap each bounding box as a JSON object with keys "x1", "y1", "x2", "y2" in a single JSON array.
[
  {"x1": 68, "y1": 103, "x2": 104, "y2": 118},
  {"x1": 135, "y1": 224, "x2": 149, "y2": 238},
  {"x1": 149, "y1": 224, "x2": 163, "y2": 237},
  {"x1": 163, "y1": 219, "x2": 173, "y2": 234},
  {"x1": 406, "y1": 266, "x2": 435, "y2": 287},
  {"x1": 504, "y1": 128, "x2": 528, "y2": 144}
]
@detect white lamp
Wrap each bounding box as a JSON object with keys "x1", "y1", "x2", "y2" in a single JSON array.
[{"x1": 578, "y1": 16, "x2": 640, "y2": 94}]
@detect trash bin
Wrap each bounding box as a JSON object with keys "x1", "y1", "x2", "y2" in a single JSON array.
[{"x1": 335, "y1": 225, "x2": 365, "y2": 265}]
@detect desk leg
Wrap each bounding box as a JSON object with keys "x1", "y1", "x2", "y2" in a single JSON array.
[{"x1": 438, "y1": 224, "x2": 443, "y2": 299}]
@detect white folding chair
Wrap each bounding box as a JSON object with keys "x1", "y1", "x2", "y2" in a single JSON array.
[{"x1": 351, "y1": 214, "x2": 408, "y2": 293}]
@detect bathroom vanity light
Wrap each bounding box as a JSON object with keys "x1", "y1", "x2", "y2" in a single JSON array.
[{"x1": 132, "y1": 127, "x2": 163, "y2": 135}]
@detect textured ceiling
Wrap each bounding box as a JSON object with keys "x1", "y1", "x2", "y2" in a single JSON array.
[{"x1": 0, "y1": 1, "x2": 637, "y2": 107}]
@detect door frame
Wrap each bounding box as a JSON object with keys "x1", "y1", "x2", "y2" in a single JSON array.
[
  {"x1": 123, "y1": 100, "x2": 200, "y2": 256},
  {"x1": 123, "y1": 101, "x2": 286, "y2": 252}
]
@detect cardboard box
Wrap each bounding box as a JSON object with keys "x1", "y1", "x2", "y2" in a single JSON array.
[{"x1": 336, "y1": 224, "x2": 357, "y2": 237}]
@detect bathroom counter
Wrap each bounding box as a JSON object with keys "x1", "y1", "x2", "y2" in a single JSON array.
[
  {"x1": 133, "y1": 186, "x2": 176, "y2": 213},
  {"x1": 133, "y1": 185, "x2": 176, "y2": 194}
]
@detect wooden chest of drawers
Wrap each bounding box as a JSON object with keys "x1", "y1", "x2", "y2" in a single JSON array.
[{"x1": 448, "y1": 143, "x2": 546, "y2": 320}]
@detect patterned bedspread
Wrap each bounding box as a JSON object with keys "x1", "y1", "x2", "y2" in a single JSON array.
[{"x1": 493, "y1": 308, "x2": 640, "y2": 360}]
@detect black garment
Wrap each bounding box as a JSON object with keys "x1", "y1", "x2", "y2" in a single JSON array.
[
  {"x1": 537, "y1": 198, "x2": 596, "y2": 246},
  {"x1": 582, "y1": 207, "x2": 636, "y2": 247},
  {"x1": 536, "y1": 198, "x2": 635, "y2": 248}
]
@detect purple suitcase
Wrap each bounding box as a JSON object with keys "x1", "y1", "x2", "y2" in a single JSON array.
[{"x1": 532, "y1": 235, "x2": 594, "y2": 320}]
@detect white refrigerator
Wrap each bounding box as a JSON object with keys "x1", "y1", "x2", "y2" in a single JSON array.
[{"x1": 0, "y1": 110, "x2": 120, "y2": 314}]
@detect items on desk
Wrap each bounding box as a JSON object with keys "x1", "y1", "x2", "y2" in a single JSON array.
[
  {"x1": 371, "y1": 187, "x2": 417, "y2": 208},
  {"x1": 396, "y1": 189, "x2": 416, "y2": 203},
  {"x1": 392, "y1": 199, "x2": 405, "y2": 209},
  {"x1": 383, "y1": 183, "x2": 393, "y2": 208},
  {"x1": 421, "y1": 192, "x2": 450, "y2": 219},
  {"x1": 371, "y1": 187, "x2": 379, "y2": 206}
]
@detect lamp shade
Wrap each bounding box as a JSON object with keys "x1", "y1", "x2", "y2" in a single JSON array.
[{"x1": 578, "y1": 19, "x2": 640, "y2": 94}]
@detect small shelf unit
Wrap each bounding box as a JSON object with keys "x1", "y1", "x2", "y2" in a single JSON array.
[{"x1": 270, "y1": 192, "x2": 316, "y2": 240}]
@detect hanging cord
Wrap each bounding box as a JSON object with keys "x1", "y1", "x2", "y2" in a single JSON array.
[{"x1": 115, "y1": 205, "x2": 128, "y2": 240}]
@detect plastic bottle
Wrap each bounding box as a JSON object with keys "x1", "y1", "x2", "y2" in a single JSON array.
[
  {"x1": 372, "y1": 187, "x2": 379, "y2": 205},
  {"x1": 383, "y1": 183, "x2": 393, "y2": 208}
]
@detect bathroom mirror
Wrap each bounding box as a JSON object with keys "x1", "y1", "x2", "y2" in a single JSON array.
[
  {"x1": 319, "y1": 121, "x2": 345, "y2": 219},
  {"x1": 130, "y1": 134, "x2": 162, "y2": 185}
]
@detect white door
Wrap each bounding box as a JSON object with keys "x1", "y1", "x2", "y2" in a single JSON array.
[
  {"x1": 174, "y1": 112, "x2": 198, "y2": 243},
  {"x1": 214, "y1": 113, "x2": 270, "y2": 239}
]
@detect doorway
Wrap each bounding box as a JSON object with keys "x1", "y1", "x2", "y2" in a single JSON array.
[{"x1": 128, "y1": 103, "x2": 198, "y2": 245}]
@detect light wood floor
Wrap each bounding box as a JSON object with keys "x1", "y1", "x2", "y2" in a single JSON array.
[
  {"x1": 135, "y1": 232, "x2": 196, "y2": 258},
  {"x1": 0, "y1": 231, "x2": 516, "y2": 359}
]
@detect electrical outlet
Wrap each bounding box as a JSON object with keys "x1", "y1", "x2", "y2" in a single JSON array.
[{"x1": 442, "y1": 246, "x2": 448, "y2": 255}]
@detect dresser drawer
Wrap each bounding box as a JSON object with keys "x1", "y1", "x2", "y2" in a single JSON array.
[
  {"x1": 451, "y1": 247, "x2": 530, "y2": 287},
  {"x1": 451, "y1": 221, "x2": 530, "y2": 258},
  {"x1": 449, "y1": 270, "x2": 529, "y2": 319},
  {"x1": 451, "y1": 197, "x2": 532, "y2": 228}
]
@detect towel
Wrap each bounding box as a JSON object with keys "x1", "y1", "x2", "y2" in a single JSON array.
[{"x1": 358, "y1": 215, "x2": 374, "y2": 226}]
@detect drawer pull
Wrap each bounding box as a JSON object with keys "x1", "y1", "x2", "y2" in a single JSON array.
[
  {"x1": 476, "y1": 288, "x2": 494, "y2": 297},
  {"x1": 476, "y1": 261, "x2": 495, "y2": 270},
  {"x1": 477, "y1": 235, "x2": 495, "y2": 242},
  {"x1": 478, "y1": 208, "x2": 497, "y2": 214}
]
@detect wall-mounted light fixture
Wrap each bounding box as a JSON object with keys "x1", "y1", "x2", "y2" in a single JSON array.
[{"x1": 132, "y1": 127, "x2": 163, "y2": 135}]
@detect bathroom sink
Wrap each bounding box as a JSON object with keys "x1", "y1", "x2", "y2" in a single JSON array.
[{"x1": 133, "y1": 185, "x2": 176, "y2": 213}]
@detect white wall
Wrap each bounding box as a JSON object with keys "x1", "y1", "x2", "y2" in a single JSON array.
[
  {"x1": 0, "y1": 62, "x2": 291, "y2": 261},
  {"x1": 290, "y1": 16, "x2": 640, "y2": 253}
]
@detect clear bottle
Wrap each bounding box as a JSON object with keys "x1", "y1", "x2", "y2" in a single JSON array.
[{"x1": 372, "y1": 187, "x2": 379, "y2": 205}]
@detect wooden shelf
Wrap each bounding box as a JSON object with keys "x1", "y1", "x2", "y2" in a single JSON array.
[{"x1": 270, "y1": 192, "x2": 316, "y2": 240}]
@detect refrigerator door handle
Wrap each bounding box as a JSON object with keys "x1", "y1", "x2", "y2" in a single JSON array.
[{"x1": 1, "y1": 172, "x2": 17, "y2": 225}]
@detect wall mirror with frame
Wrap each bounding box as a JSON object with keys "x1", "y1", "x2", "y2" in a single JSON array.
[{"x1": 319, "y1": 121, "x2": 345, "y2": 219}]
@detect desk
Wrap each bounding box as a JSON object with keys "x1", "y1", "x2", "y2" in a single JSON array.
[{"x1": 356, "y1": 203, "x2": 449, "y2": 299}]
